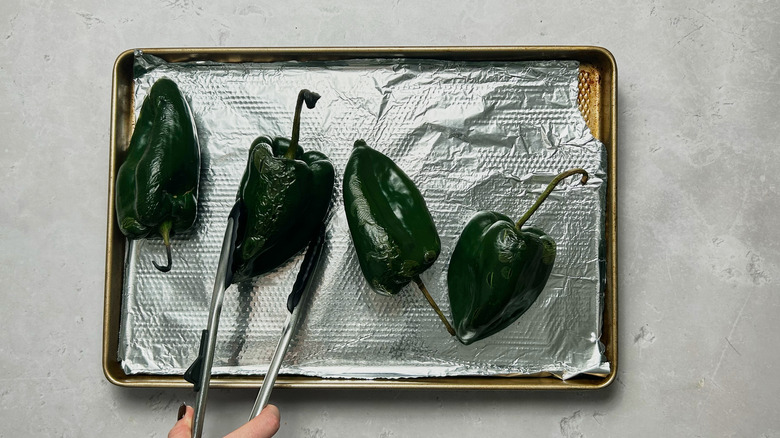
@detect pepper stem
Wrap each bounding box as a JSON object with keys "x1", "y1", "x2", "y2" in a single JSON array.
[
  {"x1": 153, "y1": 221, "x2": 173, "y2": 272},
  {"x1": 413, "y1": 276, "x2": 456, "y2": 336},
  {"x1": 285, "y1": 89, "x2": 321, "y2": 160},
  {"x1": 515, "y1": 168, "x2": 589, "y2": 230}
]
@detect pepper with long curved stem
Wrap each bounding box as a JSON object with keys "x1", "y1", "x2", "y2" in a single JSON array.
[
  {"x1": 447, "y1": 168, "x2": 590, "y2": 345},
  {"x1": 343, "y1": 140, "x2": 453, "y2": 336},
  {"x1": 231, "y1": 89, "x2": 334, "y2": 282}
]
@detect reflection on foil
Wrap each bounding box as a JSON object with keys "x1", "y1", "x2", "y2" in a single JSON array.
[{"x1": 117, "y1": 52, "x2": 610, "y2": 380}]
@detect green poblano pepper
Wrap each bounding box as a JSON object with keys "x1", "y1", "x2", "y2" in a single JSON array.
[
  {"x1": 447, "y1": 169, "x2": 589, "y2": 345},
  {"x1": 343, "y1": 140, "x2": 454, "y2": 335},
  {"x1": 231, "y1": 90, "x2": 335, "y2": 282},
  {"x1": 115, "y1": 77, "x2": 201, "y2": 272}
]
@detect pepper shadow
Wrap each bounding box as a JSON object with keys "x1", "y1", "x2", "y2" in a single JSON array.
[{"x1": 224, "y1": 280, "x2": 256, "y2": 367}]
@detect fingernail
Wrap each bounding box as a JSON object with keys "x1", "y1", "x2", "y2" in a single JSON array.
[{"x1": 177, "y1": 403, "x2": 187, "y2": 420}]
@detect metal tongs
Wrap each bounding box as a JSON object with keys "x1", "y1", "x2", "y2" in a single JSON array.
[{"x1": 184, "y1": 201, "x2": 328, "y2": 438}]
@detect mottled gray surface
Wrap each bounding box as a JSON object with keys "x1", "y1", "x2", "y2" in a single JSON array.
[{"x1": 1, "y1": 1, "x2": 778, "y2": 437}]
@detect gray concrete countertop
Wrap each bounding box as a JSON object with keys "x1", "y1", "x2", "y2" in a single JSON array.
[{"x1": 1, "y1": 1, "x2": 778, "y2": 436}]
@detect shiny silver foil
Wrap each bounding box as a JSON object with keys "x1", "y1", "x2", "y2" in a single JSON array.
[{"x1": 118, "y1": 52, "x2": 609, "y2": 380}]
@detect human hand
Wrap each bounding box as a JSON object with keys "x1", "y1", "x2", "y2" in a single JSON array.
[{"x1": 168, "y1": 403, "x2": 280, "y2": 438}]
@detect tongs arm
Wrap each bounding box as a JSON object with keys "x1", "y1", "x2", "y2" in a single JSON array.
[
  {"x1": 183, "y1": 202, "x2": 328, "y2": 437},
  {"x1": 183, "y1": 202, "x2": 242, "y2": 438},
  {"x1": 249, "y1": 224, "x2": 328, "y2": 418}
]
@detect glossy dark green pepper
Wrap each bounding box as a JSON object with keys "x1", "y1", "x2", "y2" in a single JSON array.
[
  {"x1": 343, "y1": 140, "x2": 454, "y2": 334},
  {"x1": 231, "y1": 90, "x2": 334, "y2": 282},
  {"x1": 115, "y1": 77, "x2": 201, "y2": 272},
  {"x1": 447, "y1": 169, "x2": 589, "y2": 345}
]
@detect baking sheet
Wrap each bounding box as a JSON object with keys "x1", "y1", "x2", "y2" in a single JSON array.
[{"x1": 117, "y1": 52, "x2": 609, "y2": 380}]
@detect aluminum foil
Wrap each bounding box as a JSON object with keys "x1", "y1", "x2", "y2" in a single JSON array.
[{"x1": 118, "y1": 52, "x2": 610, "y2": 380}]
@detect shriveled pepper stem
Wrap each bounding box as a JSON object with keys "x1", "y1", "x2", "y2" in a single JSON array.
[
  {"x1": 515, "y1": 168, "x2": 589, "y2": 230},
  {"x1": 413, "y1": 276, "x2": 456, "y2": 336},
  {"x1": 285, "y1": 89, "x2": 321, "y2": 160},
  {"x1": 153, "y1": 221, "x2": 173, "y2": 272}
]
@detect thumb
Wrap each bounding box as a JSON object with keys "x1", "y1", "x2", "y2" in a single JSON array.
[
  {"x1": 224, "y1": 404, "x2": 281, "y2": 438},
  {"x1": 168, "y1": 404, "x2": 194, "y2": 438}
]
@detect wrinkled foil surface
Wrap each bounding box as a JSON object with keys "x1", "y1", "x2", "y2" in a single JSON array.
[{"x1": 118, "y1": 52, "x2": 609, "y2": 380}]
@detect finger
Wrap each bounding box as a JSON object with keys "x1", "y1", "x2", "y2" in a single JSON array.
[
  {"x1": 224, "y1": 404, "x2": 281, "y2": 438},
  {"x1": 168, "y1": 404, "x2": 194, "y2": 438}
]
